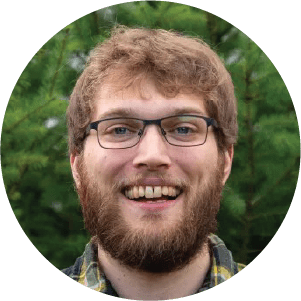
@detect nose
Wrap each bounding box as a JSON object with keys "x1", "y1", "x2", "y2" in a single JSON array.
[{"x1": 132, "y1": 125, "x2": 172, "y2": 170}]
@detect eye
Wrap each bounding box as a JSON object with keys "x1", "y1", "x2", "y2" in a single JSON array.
[
  {"x1": 113, "y1": 127, "x2": 130, "y2": 135},
  {"x1": 175, "y1": 126, "x2": 193, "y2": 134},
  {"x1": 165, "y1": 123, "x2": 199, "y2": 142},
  {"x1": 107, "y1": 125, "x2": 137, "y2": 136},
  {"x1": 171, "y1": 124, "x2": 197, "y2": 135}
]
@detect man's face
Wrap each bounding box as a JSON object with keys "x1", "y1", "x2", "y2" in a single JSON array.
[{"x1": 71, "y1": 80, "x2": 233, "y2": 273}]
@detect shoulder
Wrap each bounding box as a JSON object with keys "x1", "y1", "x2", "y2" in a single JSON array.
[
  {"x1": 61, "y1": 238, "x2": 98, "y2": 280},
  {"x1": 208, "y1": 234, "x2": 246, "y2": 276},
  {"x1": 61, "y1": 254, "x2": 84, "y2": 280},
  {"x1": 234, "y1": 262, "x2": 246, "y2": 273}
]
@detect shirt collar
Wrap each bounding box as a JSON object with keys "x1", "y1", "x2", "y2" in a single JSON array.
[{"x1": 77, "y1": 234, "x2": 243, "y2": 295}]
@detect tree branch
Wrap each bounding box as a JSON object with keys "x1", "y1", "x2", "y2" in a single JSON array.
[
  {"x1": 4, "y1": 28, "x2": 70, "y2": 135},
  {"x1": 240, "y1": 38, "x2": 255, "y2": 263},
  {"x1": 252, "y1": 156, "x2": 300, "y2": 208}
]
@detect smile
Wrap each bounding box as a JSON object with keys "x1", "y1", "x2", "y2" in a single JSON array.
[{"x1": 124, "y1": 186, "x2": 181, "y2": 201}]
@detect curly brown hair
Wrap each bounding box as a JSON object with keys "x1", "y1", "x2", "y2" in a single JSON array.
[{"x1": 67, "y1": 26, "x2": 238, "y2": 155}]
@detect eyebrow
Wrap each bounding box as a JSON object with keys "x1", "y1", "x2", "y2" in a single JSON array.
[
  {"x1": 169, "y1": 107, "x2": 207, "y2": 116},
  {"x1": 97, "y1": 107, "x2": 207, "y2": 120},
  {"x1": 97, "y1": 108, "x2": 137, "y2": 120}
]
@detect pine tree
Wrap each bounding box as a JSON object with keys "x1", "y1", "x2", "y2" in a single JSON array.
[{"x1": 1, "y1": 2, "x2": 299, "y2": 269}]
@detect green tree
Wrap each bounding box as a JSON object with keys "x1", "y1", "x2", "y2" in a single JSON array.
[{"x1": 1, "y1": 2, "x2": 299, "y2": 269}]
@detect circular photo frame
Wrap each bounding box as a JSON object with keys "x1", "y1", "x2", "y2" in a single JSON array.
[{"x1": 1, "y1": 1, "x2": 300, "y2": 300}]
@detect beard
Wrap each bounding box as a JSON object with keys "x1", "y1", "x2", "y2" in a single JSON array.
[{"x1": 76, "y1": 155, "x2": 225, "y2": 274}]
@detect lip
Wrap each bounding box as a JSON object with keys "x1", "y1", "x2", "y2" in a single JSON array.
[
  {"x1": 132, "y1": 199, "x2": 178, "y2": 212},
  {"x1": 121, "y1": 191, "x2": 182, "y2": 213}
]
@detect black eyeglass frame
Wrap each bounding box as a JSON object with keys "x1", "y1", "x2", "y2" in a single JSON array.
[{"x1": 85, "y1": 114, "x2": 219, "y2": 149}]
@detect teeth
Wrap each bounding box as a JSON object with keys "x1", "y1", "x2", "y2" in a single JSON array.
[
  {"x1": 133, "y1": 186, "x2": 139, "y2": 198},
  {"x1": 162, "y1": 186, "x2": 169, "y2": 196},
  {"x1": 128, "y1": 188, "x2": 133, "y2": 199},
  {"x1": 139, "y1": 186, "x2": 144, "y2": 197},
  {"x1": 169, "y1": 186, "x2": 176, "y2": 197},
  {"x1": 145, "y1": 186, "x2": 154, "y2": 198},
  {"x1": 153, "y1": 186, "x2": 161, "y2": 198},
  {"x1": 124, "y1": 185, "x2": 181, "y2": 200}
]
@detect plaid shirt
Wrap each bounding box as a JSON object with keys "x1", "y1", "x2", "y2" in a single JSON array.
[{"x1": 62, "y1": 234, "x2": 245, "y2": 296}]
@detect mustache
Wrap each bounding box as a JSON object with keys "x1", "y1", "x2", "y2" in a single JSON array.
[{"x1": 112, "y1": 172, "x2": 190, "y2": 191}]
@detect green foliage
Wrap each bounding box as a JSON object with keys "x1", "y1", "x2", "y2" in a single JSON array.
[{"x1": 1, "y1": 2, "x2": 299, "y2": 269}]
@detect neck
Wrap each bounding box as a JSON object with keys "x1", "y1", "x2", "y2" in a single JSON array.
[{"x1": 98, "y1": 244, "x2": 211, "y2": 300}]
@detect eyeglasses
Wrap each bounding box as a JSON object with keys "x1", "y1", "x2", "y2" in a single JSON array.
[{"x1": 85, "y1": 114, "x2": 218, "y2": 149}]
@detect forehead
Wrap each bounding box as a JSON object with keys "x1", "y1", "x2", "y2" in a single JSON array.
[{"x1": 92, "y1": 81, "x2": 208, "y2": 120}]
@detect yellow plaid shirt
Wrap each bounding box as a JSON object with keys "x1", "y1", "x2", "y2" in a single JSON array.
[{"x1": 62, "y1": 234, "x2": 245, "y2": 296}]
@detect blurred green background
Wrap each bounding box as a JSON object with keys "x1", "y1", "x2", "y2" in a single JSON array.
[{"x1": 1, "y1": 2, "x2": 299, "y2": 270}]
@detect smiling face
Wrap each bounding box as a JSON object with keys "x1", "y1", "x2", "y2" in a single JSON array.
[{"x1": 71, "y1": 80, "x2": 233, "y2": 273}]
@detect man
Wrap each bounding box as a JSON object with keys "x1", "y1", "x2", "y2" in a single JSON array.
[{"x1": 63, "y1": 26, "x2": 244, "y2": 300}]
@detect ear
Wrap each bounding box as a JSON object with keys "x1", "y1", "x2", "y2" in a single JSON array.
[
  {"x1": 222, "y1": 145, "x2": 234, "y2": 185},
  {"x1": 70, "y1": 153, "x2": 81, "y2": 189}
]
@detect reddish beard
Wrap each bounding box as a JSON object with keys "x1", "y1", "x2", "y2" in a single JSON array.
[{"x1": 76, "y1": 155, "x2": 225, "y2": 274}]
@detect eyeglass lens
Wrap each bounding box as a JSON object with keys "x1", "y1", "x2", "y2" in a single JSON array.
[{"x1": 97, "y1": 116, "x2": 209, "y2": 149}]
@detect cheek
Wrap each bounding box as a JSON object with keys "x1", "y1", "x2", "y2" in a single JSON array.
[
  {"x1": 173, "y1": 150, "x2": 202, "y2": 176},
  {"x1": 173, "y1": 148, "x2": 217, "y2": 180},
  {"x1": 89, "y1": 151, "x2": 132, "y2": 181}
]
